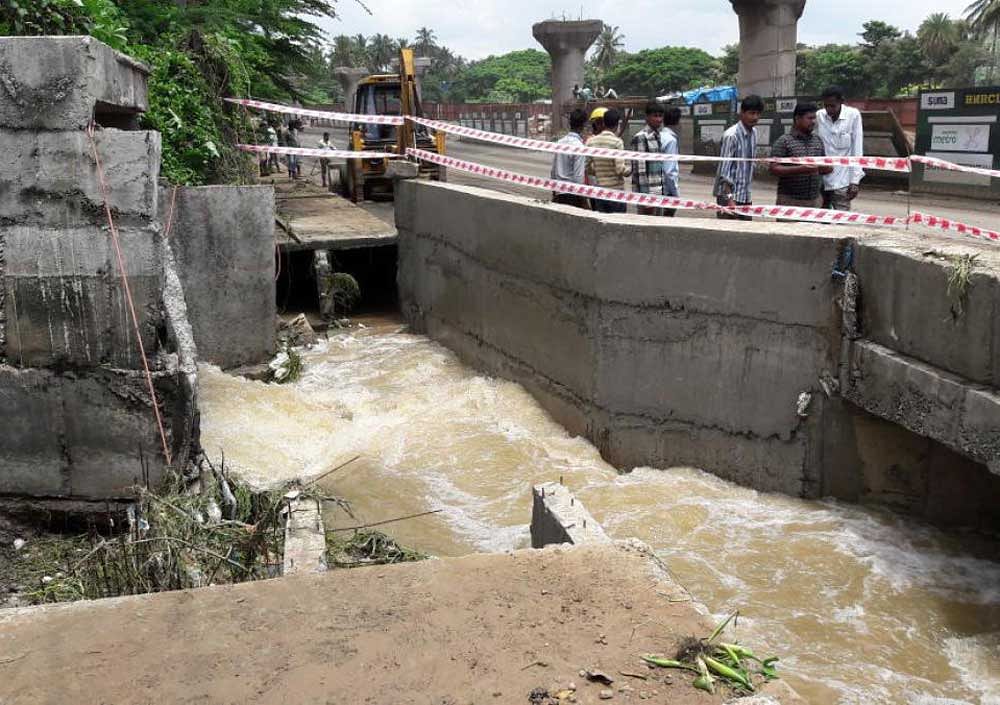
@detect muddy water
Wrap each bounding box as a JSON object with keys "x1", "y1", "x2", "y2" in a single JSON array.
[{"x1": 200, "y1": 321, "x2": 1000, "y2": 705}]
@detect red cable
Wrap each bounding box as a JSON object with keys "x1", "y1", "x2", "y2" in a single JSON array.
[{"x1": 87, "y1": 124, "x2": 173, "y2": 467}]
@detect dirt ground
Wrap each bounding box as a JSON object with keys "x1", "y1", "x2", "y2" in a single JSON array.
[{"x1": 0, "y1": 542, "x2": 797, "y2": 704}]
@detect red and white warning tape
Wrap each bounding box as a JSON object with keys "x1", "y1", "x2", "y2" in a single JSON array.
[
  {"x1": 238, "y1": 144, "x2": 401, "y2": 160},
  {"x1": 407, "y1": 148, "x2": 998, "y2": 244},
  {"x1": 226, "y1": 97, "x2": 406, "y2": 125},
  {"x1": 909, "y1": 212, "x2": 1000, "y2": 243},
  {"x1": 910, "y1": 154, "x2": 1000, "y2": 181}
]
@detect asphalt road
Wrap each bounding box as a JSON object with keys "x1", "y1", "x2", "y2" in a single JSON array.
[{"x1": 302, "y1": 124, "x2": 1000, "y2": 234}]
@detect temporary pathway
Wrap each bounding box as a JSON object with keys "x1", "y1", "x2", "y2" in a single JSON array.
[{"x1": 271, "y1": 180, "x2": 397, "y2": 253}]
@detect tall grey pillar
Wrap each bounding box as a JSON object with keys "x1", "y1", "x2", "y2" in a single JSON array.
[
  {"x1": 334, "y1": 67, "x2": 368, "y2": 111},
  {"x1": 730, "y1": 0, "x2": 806, "y2": 98},
  {"x1": 532, "y1": 20, "x2": 603, "y2": 132}
]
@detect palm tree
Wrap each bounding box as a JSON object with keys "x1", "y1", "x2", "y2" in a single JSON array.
[
  {"x1": 396, "y1": 37, "x2": 410, "y2": 53},
  {"x1": 367, "y1": 33, "x2": 395, "y2": 72},
  {"x1": 331, "y1": 34, "x2": 356, "y2": 67},
  {"x1": 919, "y1": 13, "x2": 959, "y2": 65},
  {"x1": 591, "y1": 24, "x2": 625, "y2": 78},
  {"x1": 414, "y1": 27, "x2": 437, "y2": 56},
  {"x1": 966, "y1": 0, "x2": 1000, "y2": 80}
]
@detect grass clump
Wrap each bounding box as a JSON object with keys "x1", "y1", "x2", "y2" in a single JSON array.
[
  {"x1": 325, "y1": 529, "x2": 428, "y2": 568},
  {"x1": 946, "y1": 253, "x2": 979, "y2": 320}
]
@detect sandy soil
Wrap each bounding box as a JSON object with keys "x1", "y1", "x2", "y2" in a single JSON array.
[{"x1": 0, "y1": 543, "x2": 795, "y2": 705}]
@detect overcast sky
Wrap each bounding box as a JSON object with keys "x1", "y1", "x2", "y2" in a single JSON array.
[{"x1": 318, "y1": 0, "x2": 974, "y2": 59}]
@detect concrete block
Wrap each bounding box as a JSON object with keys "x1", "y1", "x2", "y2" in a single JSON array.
[
  {"x1": 0, "y1": 129, "x2": 161, "y2": 225},
  {"x1": 856, "y1": 240, "x2": 1000, "y2": 386},
  {"x1": 0, "y1": 36, "x2": 148, "y2": 130},
  {"x1": 845, "y1": 340, "x2": 1000, "y2": 468},
  {"x1": 531, "y1": 482, "x2": 610, "y2": 548},
  {"x1": 2, "y1": 224, "x2": 162, "y2": 369},
  {"x1": 165, "y1": 186, "x2": 276, "y2": 368},
  {"x1": 0, "y1": 366, "x2": 175, "y2": 499}
]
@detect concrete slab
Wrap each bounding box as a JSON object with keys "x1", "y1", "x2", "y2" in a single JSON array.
[
  {"x1": 0, "y1": 543, "x2": 802, "y2": 704},
  {"x1": 531, "y1": 482, "x2": 611, "y2": 547},
  {"x1": 0, "y1": 36, "x2": 148, "y2": 130},
  {"x1": 274, "y1": 182, "x2": 397, "y2": 252},
  {"x1": 0, "y1": 128, "x2": 161, "y2": 225}
]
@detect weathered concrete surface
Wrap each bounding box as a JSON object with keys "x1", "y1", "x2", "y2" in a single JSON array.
[
  {"x1": 397, "y1": 181, "x2": 1000, "y2": 525},
  {"x1": 0, "y1": 128, "x2": 161, "y2": 225},
  {"x1": 0, "y1": 543, "x2": 800, "y2": 704},
  {"x1": 0, "y1": 36, "x2": 148, "y2": 130},
  {"x1": 2, "y1": 224, "x2": 162, "y2": 369},
  {"x1": 282, "y1": 495, "x2": 327, "y2": 575},
  {"x1": 845, "y1": 340, "x2": 1000, "y2": 471},
  {"x1": 0, "y1": 365, "x2": 188, "y2": 499},
  {"x1": 730, "y1": 0, "x2": 806, "y2": 97},
  {"x1": 333, "y1": 66, "x2": 367, "y2": 111},
  {"x1": 532, "y1": 20, "x2": 602, "y2": 132},
  {"x1": 531, "y1": 481, "x2": 611, "y2": 547},
  {"x1": 165, "y1": 185, "x2": 276, "y2": 369}
]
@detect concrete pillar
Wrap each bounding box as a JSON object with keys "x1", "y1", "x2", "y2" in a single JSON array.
[
  {"x1": 334, "y1": 67, "x2": 368, "y2": 111},
  {"x1": 730, "y1": 0, "x2": 806, "y2": 98},
  {"x1": 532, "y1": 20, "x2": 603, "y2": 132}
]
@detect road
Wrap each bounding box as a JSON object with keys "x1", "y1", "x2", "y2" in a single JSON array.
[{"x1": 302, "y1": 125, "x2": 1000, "y2": 234}]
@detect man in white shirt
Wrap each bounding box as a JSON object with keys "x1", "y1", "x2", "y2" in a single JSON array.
[
  {"x1": 317, "y1": 132, "x2": 336, "y2": 188},
  {"x1": 816, "y1": 86, "x2": 864, "y2": 211}
]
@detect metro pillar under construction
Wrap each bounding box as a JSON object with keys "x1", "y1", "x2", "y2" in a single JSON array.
[
  {"x1": 730, "y1": 0, "x2": 806, "y2": 97},
  {"x1": 532, "y1": 20, "x2": 603, "y2": 133},
  {"x1": 334, "y1": 66, "x2": 368, "y2": 110}
]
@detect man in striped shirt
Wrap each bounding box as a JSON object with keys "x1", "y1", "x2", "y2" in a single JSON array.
[{"x1": 713, "y1": 95, "x2": 763, "y2": 220}]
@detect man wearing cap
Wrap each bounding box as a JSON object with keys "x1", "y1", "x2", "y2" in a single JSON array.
[{"x1": 586, "y1": 108, "x2": 631, "y2": 214}]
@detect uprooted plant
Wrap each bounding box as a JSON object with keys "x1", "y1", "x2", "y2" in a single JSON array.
[
  {"x1": 326, "y1": 529, "x2": 429, "y2": 568},
  {"x1": 641, "y1": 611, "x2": 779, "y2": 696},
  {"x1": 945, "y1": 253, "x2": 979, "y2": 321}
]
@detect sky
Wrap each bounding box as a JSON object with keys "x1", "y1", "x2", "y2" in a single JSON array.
[{"x1": 318, "y1": 0, "x2": 976, "y2": 59}]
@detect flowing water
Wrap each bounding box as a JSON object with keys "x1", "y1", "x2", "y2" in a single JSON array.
[{"x1": 200, "y1": 319, "x2": 1000, "y2": 704}]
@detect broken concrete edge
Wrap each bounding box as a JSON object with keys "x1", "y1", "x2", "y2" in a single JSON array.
[
  {"x1": 281, "y1": 494, "x2": 328, "y2": 576},
  {"x1": 531, "y1": 482, "x2": 611, "y2": 548}
]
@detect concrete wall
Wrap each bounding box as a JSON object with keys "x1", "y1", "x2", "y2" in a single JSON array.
[
  {"x1": 0, "y1": 37, "x2": 197, "y2": 505},
  {"x1": 531, "y1": 482, "x2": 610, "y2": 548},
  {"x1": 397, "y1": 181, "x2": 1000, "y2": 527},
  {"x1": 165, "y1": 186, "x2": 276, "y2": 369}
]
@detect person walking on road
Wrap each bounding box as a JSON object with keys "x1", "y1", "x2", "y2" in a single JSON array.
[
  {"x1": 550, "y1": 108, "x2": 591, "y2": 210},
  {"x1": 661, "y1": 106, "x2": 682, "y2": 217},
  {"x1": 816, "y1": 86, "x2": 864, "y2": 211},
  {"x1": 714, "y1": 95, "x2": 763, "y2": 220},
  {"x1": 769, "y1": 103, "x2": 832, "y2": 209},
  {"x1": 586, "y1": 108, "x2": 631, "y2": 214}
]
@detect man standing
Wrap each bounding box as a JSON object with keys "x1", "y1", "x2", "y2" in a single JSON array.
[
  {"x1": 317, "y1": 131, "x2": 336, "y2": 188},
  {"x1": 586, "y1": 108, "x2": 631, "y2": 214},
  {"x1": 714, "y1": 95, "x2": 763, "y2": 220},
  {"x1": 769, "y1": 103, "x2": 832, "y2": 209},
  {"x1": 661, "y1": 106, "x2": 682, "y2": 217},
  {"x1": 631, "y1": 101, "x2": 667, "y2": 216},
  {"x1": 550, "y1": 108, "x2": 591, "y2": 210},
  {"x1": 816, "y1": 86, "x2": 864, "y2": 211}
]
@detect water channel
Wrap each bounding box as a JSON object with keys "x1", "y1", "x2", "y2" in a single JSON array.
[{"x1": 199, "y1": 318, "x2": 1000, "y2": 705}]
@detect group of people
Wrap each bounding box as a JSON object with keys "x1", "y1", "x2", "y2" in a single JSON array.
[
  {"x1": 550, "y1": 102, "x2": 682, "y2": 215},
  {"x1": 259, "y1": 120, "x2": 339, "y2": 188},
  {"x1": 549, "y1": 85, "x2": 865, "y2": 219},
  {"x1": 716, "y1": 86, "x2": 864, "y2": 219}
]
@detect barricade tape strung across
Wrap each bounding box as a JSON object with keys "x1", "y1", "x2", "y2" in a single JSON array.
[
  {"x1": 238, "y1": 144, "x2": 402, "y2": 160},
  {"x1": 407, "y1": 148, "x2": 999, "y2": 244},
  {"x1": 407, "y1": 149, "x2": 903, "y2": 226},
  {"x1": 909, "y1": 212, "x2": 1000, "y2": 243},
  {"x1": 226, "y1": 97, "x2": 405, "y2": 125},
  {"x1": 233, "y1": 97, "x2": 1000, "y2": 180},
  {"x1": 910, "y1": 154, "x2": 1000, "y2": 181},
  {"x1": 409, "y1": 115, "x2": 913, "y2": 173}
]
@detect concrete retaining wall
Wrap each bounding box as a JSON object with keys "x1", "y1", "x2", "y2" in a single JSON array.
[
  {"x1": 397, "y1": 181, "x2": 1000, "y2": 527},
  {"x1": 165, "y1": 186, "x2": 276, "y2": 369},
  {"x1": 531, "y1": 482, "x2": 610, "y2": 547}
]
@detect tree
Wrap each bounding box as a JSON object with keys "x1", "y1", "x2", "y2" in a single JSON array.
[
  {"x1": 367, "y1": 33, "x2": 396, "y2": 72},
  {"x1": 603, "y1": 47, "x2": 717, "y2": 96},
  {"x1": 330, "y1": 34, "x2": 356, "y2": 67},
  {"x1": 414, "y1": 26, "x2": 437, "y2": 56},
  {"x1": 966, "y1": 0, "x2": 1000, "y2": 81},
  {"x1": 450, "y1": 49, "x2": 550, "y2": 103},
  {"x1": 919, "y1": 13, "x2": 960, "y2": 65},
  {"x1": 591, "y1": 24, "x2": 625, "y2": 78},
  {"x1": 860, "y1": 20, "x2": 902, "y2": 51},
  {"x1": 796, "y1": 45, "x2": 868, "y2": 96},
  {"x1": 717, "y1": 44, "x2": 740, "y2": 85}
]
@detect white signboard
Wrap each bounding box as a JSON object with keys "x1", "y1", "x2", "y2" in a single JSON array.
[
  {"x1": 700, "y1": 124, "x2": 725, "y2": 142},
  {"x1": 923, "y1": 151, "x2": 993, "y2": 186},
  {"x1": 694, "y1": 103, "x2": 713, "y2": 116},
  {"x1": 754, "y1": 125, "x2": 771, "y2": 145},
  {"x1": 930, "y1": 123, "x2": 991, "y2": 153},
  {"x1": 777, "y1": 99, "x2": 797, "y2": 112},
  {"x1": 921, "y1": 92, "x2": 955, "y2": 110}
]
